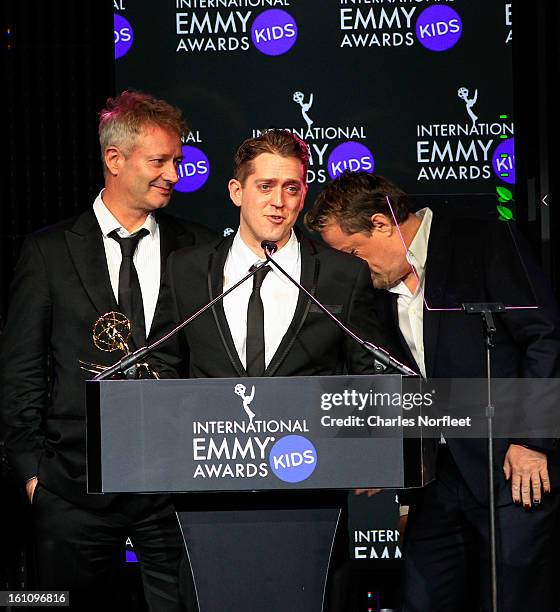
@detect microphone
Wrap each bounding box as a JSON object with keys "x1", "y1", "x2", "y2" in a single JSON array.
[
  {"x1": 260, "y1": 241, "x2": 417, "y2": 377},
  {"x1": 261, "y1": 240, "x2": 278, "y2": 255},
  {"x1": 94, "y1": 259, "x2": 270, "y2": 380}
]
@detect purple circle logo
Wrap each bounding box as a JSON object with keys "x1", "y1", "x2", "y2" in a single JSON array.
[
  {"x1": 175, "y1": 146, "x2": 210, "y2": 193},
  {"x1": 327, "y1": 142, "x2": 375, "y2": 180},
  {"x1": 492, "y1": 138, "x2": 515, "y2": 185},
  {"x1": 269, "y1": 435, "x2": 317, "y2": 483},
  {"x1": 114, "y1": 14, "x2": 134, "y2": 60},
  {"x1": 251, "y1": 9, "x2": 298, "y2": 56},
  {"x1": 415, "y1": 6, "x2": 462, "y2": 52}
]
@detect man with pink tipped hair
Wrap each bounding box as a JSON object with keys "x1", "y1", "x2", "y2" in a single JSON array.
[{"x1": 0, "y1": 90, "x2": 214, "y2": 610}]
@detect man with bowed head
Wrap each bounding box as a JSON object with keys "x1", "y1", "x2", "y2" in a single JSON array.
[
  {"x1": 0, "y1": 90, "x2": 215, "y2": 610},
  {"x1": 305, "y1": 169, "x2": 560, "y2": 612}
]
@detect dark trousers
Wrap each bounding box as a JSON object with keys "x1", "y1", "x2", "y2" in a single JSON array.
[
  {"x1": 32, "y1": 485, "x2": 191, "y2": 611},
  {"x1": 399, "y1": 446, "x2": 559, "y2": 612}
]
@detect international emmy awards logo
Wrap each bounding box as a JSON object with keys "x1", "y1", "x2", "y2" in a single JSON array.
[
  {"x1": 251, "y1": 9, "x2": 298, "y2": 56},
  {"x1": 458, "y1": 86, "x2": 478, "y2": 127},
  {"x1": 175, "y1": 145, "x2": 210, "y2": 193},
  {"x1": 293, "y1": 91, "x2": 314, "y2": 129},
  {"x1": 114, "y1": 14, "x2": 134, "y2": 60},
  {"x1": 234, "y1": 383, "x2": 256, "y2": 424},
  {"x1": 415, "y1": 5, "x2": 462, "y2": 52}
]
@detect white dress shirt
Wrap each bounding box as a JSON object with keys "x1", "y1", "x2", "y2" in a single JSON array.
[
  {"x1": 92, "y1": 192, "x2": 161, "y2": 336},
  {"x1": 389, "y1": 208, "x2": 442, "y2": 494},
  {"x1": 223, "y1": 230, "x2": 301, "y2": 370},
  {"x1": 388, "y1": 207, "x2": 433, "y2": 379}
]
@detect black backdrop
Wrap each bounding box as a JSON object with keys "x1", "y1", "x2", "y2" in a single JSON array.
[
  {"x1": 1, "y1": 1, "x2": 114, "y2": 321},
  {"x1": 2, "y1": 0, "x2": 559, "y2": 317}
]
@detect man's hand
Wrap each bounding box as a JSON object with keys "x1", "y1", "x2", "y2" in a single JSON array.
[
  {"x1": 398, "y1": 514, "x2": 408, "y2": 537},
  {"x1": 354, "y1": 488, "x2": 381, "y2": 497},
  {"x1": 26, "y1": 477, "x2": 39, "y2": 504},
  {"x1": 503, "y1": 444, "x2": 550, "y2": 507}
]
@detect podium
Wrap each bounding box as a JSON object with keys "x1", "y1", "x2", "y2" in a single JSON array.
[{"x1": 86, "y1": 375, "x2": 434, "y2": 611}]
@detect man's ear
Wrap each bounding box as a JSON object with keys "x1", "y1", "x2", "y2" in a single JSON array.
[
  {"x1": 104, "y1": 146, "x2": 123, "y2": 177},
  {"x1": 228, "y1": 179, "x2": 243, "y2": 208},
  {"x1": 370, "y1": 213, "x2": 394, "y2": 236}
]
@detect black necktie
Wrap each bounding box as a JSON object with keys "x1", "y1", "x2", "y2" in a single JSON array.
[
  {"x1": 246, "y1": 264, "x2": 271, "y2": 377},
  {"x1": 109, "y1": 228, "x2": 149, "y2": 349}
]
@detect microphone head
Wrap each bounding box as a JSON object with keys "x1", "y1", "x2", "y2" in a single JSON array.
[{"x1": 261, "y1": 240, "x2": 278, "y2": 255}]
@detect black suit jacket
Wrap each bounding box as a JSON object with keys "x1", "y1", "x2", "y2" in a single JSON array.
[
  {"x1": 377, "y1": 213, "x2": 560, "y2": 503},
  {"x1": 0, "y1": 208, "x2": 216, "y2": 508},
  {"x1": 153, "y1": 232, "x2": 389, "y2": 380}
]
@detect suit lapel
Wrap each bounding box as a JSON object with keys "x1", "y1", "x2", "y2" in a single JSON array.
[
  {"x1": 265, "y1": 234, "x2": 318, "y2": 377},
  {"x1": 205, "y1": 232, "x2": 319, "y2": 378},
  {"x1": 157, "y1": 212, "x2": 184, "y2": 280},
  {"x1": 156, "y1": 210, "x2": 188, "y2": 278},
  {"x1": 65, "y1": 210, "x2": 118, "y2": 321},
  {"x1": 153, "y1": 212, "x2": 188, "y2": 318},
  {"x1": 207, "y1": 236, "x2": 246, "y2": 377},
  {"x1": 423, "y1": 215, "x2": 453, "y2": 378}
]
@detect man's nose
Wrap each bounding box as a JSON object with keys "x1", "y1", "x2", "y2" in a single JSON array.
[
  {"x1": 270, "y1": 187, "x2": 284, "y2": 207},
  {"x1": 163, "y1": 162, "x2": 179, "y2": 184}
]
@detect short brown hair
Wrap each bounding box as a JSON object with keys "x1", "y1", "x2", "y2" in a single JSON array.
[
  {"x1": 232, "y1": 128, "x2": 309, "y2": 185},
  {"x1": 305, "y1": 170, "x2": 411, "y2": 234},
  {"x1": 99, "y1": 90, "x2": 188, "y2": 168}
]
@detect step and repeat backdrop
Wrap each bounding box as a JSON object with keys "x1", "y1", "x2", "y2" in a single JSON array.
[
  {"x1": 114, "y1": 0, "x2": 515, "y2": 231},
  {"x1": 114, "y1": 0, "x2": 514, "y2": 602}
]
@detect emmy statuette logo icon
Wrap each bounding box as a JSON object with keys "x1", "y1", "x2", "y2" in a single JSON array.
[
  {"x1": 293, "y1": 91, "x2": 314, "y2": 129},
  {"x1": 234, "y1": 383, "x2": 257, "y2": 424},
  {"x1": 458, "y1": 86, "x2": 478, "y2": 127}
]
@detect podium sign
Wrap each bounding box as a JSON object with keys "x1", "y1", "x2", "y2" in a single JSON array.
[{"x1": 86, "y1": 375, "x2": 432, "y2": 494}]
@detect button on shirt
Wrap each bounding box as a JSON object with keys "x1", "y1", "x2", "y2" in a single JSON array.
[
  {"x1": 92, "y1": 192, "x2": 161, "y2": 336},
  {"x1": 388, "y1": 207, "x2": 433, "y2": 379},
  {"x1": 223, "y1": 230, "x2": 301, "y2": 371}
]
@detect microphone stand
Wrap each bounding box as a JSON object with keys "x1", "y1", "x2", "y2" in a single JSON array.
[
  {"x1": 96, "y1": 240, "x2": 417, "y2": 380},
  {"x1": 261, "y1": 241, "x2": 417, "y2": 377},
  {"x1": 93, "y1": 261, "x2": 271, "y2": 380},
  {"x1": 462, "y1": 301, "x2": 505, "y2": 612}
]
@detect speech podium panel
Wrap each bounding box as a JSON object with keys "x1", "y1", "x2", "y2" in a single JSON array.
[{"x1": 86, "y1": 375, "x2": 432, "y2": 611}]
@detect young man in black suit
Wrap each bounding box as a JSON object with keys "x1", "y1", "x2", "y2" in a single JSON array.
[
  {"x1": 150, "y1": 129, "x2": 397, "y2": 611},
  {"x1": 0, "y1": 91, "x2": 215, "y2": 610},
  {"x1": 153, "y1": 129, "x2": 388, "y2": 380},
  {"x1": 305, "y1": 170, "x2": 560, "y2": 612}
]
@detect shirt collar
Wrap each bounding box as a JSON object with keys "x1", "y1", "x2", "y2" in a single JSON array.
[
  {"x1": 388, "y1": 207, "x2": 432, "y2": 297},
  {"x1": 230, "y1": 229, "x2": 300, "y2": 276},
  {"x1": 92, "y1": 190, "x2": 157, "y2": 238}
]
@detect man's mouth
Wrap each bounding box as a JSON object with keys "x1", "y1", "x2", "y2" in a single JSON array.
[
  {"x1": 151, "y1": 184, "x2": 172, "y2": 195},
  {"x1": 266, "y1": 215, "x2": 284, "y2": 224}
]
